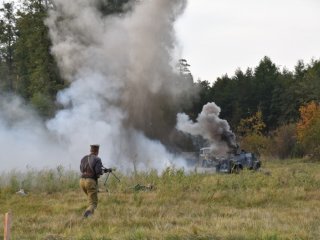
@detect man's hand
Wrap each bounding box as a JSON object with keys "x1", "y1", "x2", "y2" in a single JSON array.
[{"x1": 103, "y1": 168, "x2": 113, "y2": 173}]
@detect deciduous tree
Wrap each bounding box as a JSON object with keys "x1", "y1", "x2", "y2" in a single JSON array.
[{"x1": 296, "y1": 101, "x2": 320, "y2": 159}]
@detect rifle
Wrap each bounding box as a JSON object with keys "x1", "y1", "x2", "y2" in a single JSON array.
[{"x1": 102, "y1": 167, "x2": 120, "y2": 191}]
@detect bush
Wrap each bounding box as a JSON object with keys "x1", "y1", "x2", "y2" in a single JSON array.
[
  {"x1": 238, "y1": 133, "x2": 271, "y2": 157},
  {"x1": 270, "y1": 124, "x2": 299, "y2": 159}
]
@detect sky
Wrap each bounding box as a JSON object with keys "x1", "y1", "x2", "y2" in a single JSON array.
[{"x1": 175, "y1": 0, "x2": 320, "y2": 83}]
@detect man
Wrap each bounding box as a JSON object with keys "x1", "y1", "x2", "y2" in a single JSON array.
[{"x1": 80, "y1": 144, "x2": 109, "y2": 218}]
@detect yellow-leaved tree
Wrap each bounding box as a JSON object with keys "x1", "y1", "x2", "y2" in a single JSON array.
[
  {"x1": 237, "y1": 111, "x2": 269, "y2": 156},
  {"x1": 237, "y1": 111, "x2": 266, "y2": 136},
  {"x1": 296, "y1": 101, "x2": 320, "y2": 159}
]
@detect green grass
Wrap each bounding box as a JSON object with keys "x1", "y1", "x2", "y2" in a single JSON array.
[{"x1": 1, "y1": 160, "x2": 320, "y2": 239}]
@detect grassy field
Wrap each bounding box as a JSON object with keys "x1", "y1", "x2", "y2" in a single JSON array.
[{"x1": 1, "y1": 159, "x2": 320, "y2": 240}]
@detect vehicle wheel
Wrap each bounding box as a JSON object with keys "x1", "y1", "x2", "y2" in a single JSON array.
[
  {"x1": 253, "y1": 162, "x2": 261, "y2": 170},
  {"x1": 231, "y1": 164, "x2": 241, "y2": 174}
]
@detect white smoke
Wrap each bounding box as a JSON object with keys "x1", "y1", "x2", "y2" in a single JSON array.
[
  {"x1": 0, "y1": 0, "x2": 194, "y2": 172},
  {"x1": 0, "y1": 94, "x2": 69, "y2": 170},
  {"x1": 176, "y1": 102, "x2": 237, "y2": 155},
  {"x1": 44, "y1": 0, "x2": 192, "y2": 172}
]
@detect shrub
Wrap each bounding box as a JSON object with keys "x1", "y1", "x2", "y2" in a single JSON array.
[
  {"x1": 238, "y1": 133, "x2": 271, "y2": 157},
  {"x1": 270, "y1": 124, "x2": 298, "y2": 159}
]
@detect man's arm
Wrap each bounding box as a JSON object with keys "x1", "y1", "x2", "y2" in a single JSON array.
[
  {"x1": 80, "y1": 156, "x2": 86, "y2": 173},
  {"x1": 94, "y1": 157, "x2": 104, "y2": 177}
]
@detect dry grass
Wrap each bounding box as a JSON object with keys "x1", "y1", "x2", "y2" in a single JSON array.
[{"x1": 1, "y1": 159, "x2": 320, "y2": 239}]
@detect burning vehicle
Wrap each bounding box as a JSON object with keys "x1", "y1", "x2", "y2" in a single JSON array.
[
  {"x1": 214, "y1": 150, "x2": 261, "y2": 173},
  {"x1": 177, "y1": 102, "x2": 261, "y2": 174},
  {"x1": 199, "y1": 147, "x2": 261, "y2": 173}
]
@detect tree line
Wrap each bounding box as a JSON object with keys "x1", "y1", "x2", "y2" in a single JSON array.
[
  {"x1": 191, "y1": 57, "x2": 320, "y2": 159},
  {"x1": 1, "y1": 0, "x2": 320, "y2": 159}
]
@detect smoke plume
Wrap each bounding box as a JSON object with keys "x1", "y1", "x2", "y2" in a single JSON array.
[
  {"x1": 176, "y1": 102, "x2": 237, "y2": 155},
  {"x1": 0, "y1": 94, "x2": 69, "y2": 170},
  {"x1": 0, "y1": 0, "x2": 194, "y2": 172}
]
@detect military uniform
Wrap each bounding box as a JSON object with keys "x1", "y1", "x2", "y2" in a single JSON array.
[{"x1": 80, "y1": 145, "x2": 104, "y2": 217}]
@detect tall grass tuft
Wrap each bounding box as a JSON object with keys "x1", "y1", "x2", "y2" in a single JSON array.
[{"x1": 0, "y1": 165, "x2": 79, "y2": 194}]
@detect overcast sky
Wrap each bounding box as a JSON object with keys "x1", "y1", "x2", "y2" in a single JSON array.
[{"x1": 175, "y1": 0, "x2": 320, "y2": 83}]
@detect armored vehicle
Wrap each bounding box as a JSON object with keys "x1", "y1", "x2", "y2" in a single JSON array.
[
  {"x1": 215, "y1": 150, "x2": 261, "y2": 173},
  {"x1": 198, "y1": 147, "x2": 261, "y2": 173}
]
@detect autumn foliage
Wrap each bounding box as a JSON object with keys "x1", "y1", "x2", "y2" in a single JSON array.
[
  {"x1": 237, "y1": 111, "x2": 270, "y2": 156},
  {"x1": 296, "y1": 101, "x2": 320, "y2": 158},
  {"x1": 237, "y1": 110, "x2": 266, "y2": 136}
]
